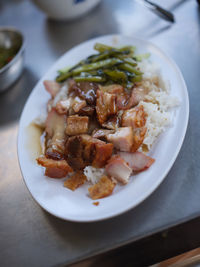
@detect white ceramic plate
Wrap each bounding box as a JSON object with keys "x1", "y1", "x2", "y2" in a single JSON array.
[{"x1": 18, "y1": 34, "x2": 189, "y2": 222}]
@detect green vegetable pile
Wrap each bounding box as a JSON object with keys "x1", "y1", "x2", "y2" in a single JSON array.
[
  {"x1": 56, "y1": 43, "x2": 149, "y2": 89},
  {"x1": 0, "y1": 46, "x2": 19, "y2": 69}
]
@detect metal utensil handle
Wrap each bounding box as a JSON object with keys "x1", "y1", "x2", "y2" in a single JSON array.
[{"x1": 144, "y1": 0, "x2": 175, "y2": 23}]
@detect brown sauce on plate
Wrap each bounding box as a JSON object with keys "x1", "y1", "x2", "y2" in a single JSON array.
[{"x1": 25, "y1": 123, "x2": 44, "y2": 160}]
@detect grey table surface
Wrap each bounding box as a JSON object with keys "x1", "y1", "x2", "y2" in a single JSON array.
[{"x1": 0, "y1": 0, "x2": 200, "y2": 266}]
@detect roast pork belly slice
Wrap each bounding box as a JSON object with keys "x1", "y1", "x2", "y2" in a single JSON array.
[
  {"x1": 122, "y1": 105, "x2": 147, "y2": 129},
  {"x1": 65, "y1": 135, "x2": 113, "y2": 169},
  {"x1": 43, "y1": 80, "x2": 61, "y2": 98},
  {"x1": 37, "y1": 156, "x2": 72, "y2": 178},
  {"x1": 118, "y1": 151, "x2": 155, "y2": 172},
  {"x1": 72, "y1": 96, "x2": 87, "y2": 113},
  {"x1": 92, "y1": 129, "x2": 114, "y2": 140},
  {"x1": 102, "y1": 115, "x2": 120, "y2": 130},
  {"x1": 45, "y1": 108, "x2": 67, "y2": 160},
  {"x1": 107, "y1": 127, "x2": 134, "y2": 152},
  {"x1": 81, "y1": 134, "x2": 113, "y2": 168},
  {"x1": 65, "y1": 135, "x2": 85, "y2": 170},
  {"x1": 66, "y1": 115, "x2": 89, "y2": 136},
  {"x1": 92, "y1": 142, "x2": 113, "y2": 168},
  {"x1": 96, "y1": 90, "x2": 117, "y2": 124},
  {"x1": 117, "y1": 89, "x2": 137, "y2": 110},
  {"x1": 131, "y1": 86, "x2": 148, "y2": 106},
  {"x1": 55, "y1": 98, "x2": 72, "y2": 115},
  {"x1": 69, "y1": 81, "x2": 98, "y2": 105},
  {"x1": 64, "y1": 172, "x2": 86, "y2": 191},
  {"x1": 99, "y1": 84, "x2": 124, "y2": 95},
  {"x1": 117, "y1": 86, "x2": 147, "y2": 110},
  {"x1": 88, "y1": 175, "x2": 115, "y2": 200},
  {"x1": 78, "y1": 105, "x2": 95, "y2": 117},
  {"x1": 131, "y1": 127, "x2": 147, "y2": 152},
  {"x1": 105, "y1": 156, "x2": 132, "y2": 184}
]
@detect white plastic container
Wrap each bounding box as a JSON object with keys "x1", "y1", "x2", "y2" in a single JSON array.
[{"x1": 32, "y1": 0, "x2": 101, "y2": 20}]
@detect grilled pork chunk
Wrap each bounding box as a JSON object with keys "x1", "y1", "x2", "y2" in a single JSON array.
[
  {"x1": 118, "y1": 151, "x2": 155, "y2": 172},
  {"x1": 88, "y1": 175, "x2": 115, "y2": 200},
  {"x1": 105, "y1": 156, "x2": 132, "y2": 184},
  {"x1": 66, "y1": 115, "x2": 89, "y2": 135},
  {"x1": 96, "y1": 90, "x2": 117, "y2": 124},
  {"x1": 45, "y1": 109, "x2": 67, "y2": 160},
  {"x1": 122, "y1": 105, "x2": 147, "y2": 129},
  {"x1": 43, "y1": 80, "x2": 61, "y2": 98},
  {"x1": 37, "y1": 156, "x2": 72, "y2": 178}
]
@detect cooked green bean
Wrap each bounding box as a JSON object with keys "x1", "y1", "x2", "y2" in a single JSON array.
[
  {"x1": 123, "y1": 58, "x2": 137, "y2": 66},
  {"x1": 74, "y1": 76, "x2": 106, "y2": 83},
  {"x1": 56, "y1": 71, "x2": 72, "y2": 82},
  {"x1": 118, "y1": 63, "x2": 143, "y2": 75},
  {"x1": 130, "y1": 75, "x2": 142, "y2": 83},
  {"x1": 58, "y1": 66, "x2": 71, "y2": 74},
  {"x1": 94, "y1": 43, "x2": 113, "y2": 52},
  {"x1": 56, "y1": 43, "x2": 147, "y2": 85},
  {"x1": 57, "y1": 58, "x2": 122, "y2": 82},
  {"x1": 72, "y1": 58, "x2": 123, "y2": 75},
  {"x1": 103, "y1": 69, "x2": 127, "y2": 82},
  {"x1": 90, "y1": 50, "x2": 128, "y2": 63},
  {"x1": 94, "y1": 43, "x2": 134, "y2": 55}
]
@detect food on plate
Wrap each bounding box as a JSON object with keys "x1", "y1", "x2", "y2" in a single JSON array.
[
  {"x1": 36, "y1": 43, "x2": 179, "y2": 200},
  {"x1": 0, "y1": 45, "x2": 20, "y2": 69},
  {"x1": 88, "y1": 175, "x2": 116, "y2": 200},
  {"x1": 64, "y1": 172, "x2": 87, "y2": 191}
]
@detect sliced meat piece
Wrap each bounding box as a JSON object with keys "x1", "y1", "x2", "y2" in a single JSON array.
[
  {"x1": 117, "y1": 87, "x2": 146, "y2": 110},
  {"x1": 100, "y1": 84, "x2": 124, "y2": 94},
  {"x1": 105, "y1": 156, "x2": 132, "y2": 184},
  {"x1": 43, "y1": 80, "x2": 61, "y2": 98},
  {"x1": 122, "y1": 105, "x2": 147, "y2": 129},
  {"x1": 117, "y1": 94, "x2": 129, "y2": 110},
  {"x1": 93, "y1": 142, "x2": 113, "y2": 168},
  {"x1": 68, "y1": 78, "x2": 76, "y2": 89},
  {"x1": 102, "y1": 115, "x2": 120, "y2": 130},
  {"x1": 131, "y1": 127, "x2": 147, "y2": 152},
  {"x1": 107, "y1": 127, "x2": 134, "y2": 152},
  {"x1": 65, "y1": 134, "x2": 113, "y2": 169},
  {"x1": 72, "y1": 96, "x2": 87, "y2": 113},
  {"x1": 118, "y1": 151, "x2": 155, "y2": 172},
  {"x1": 64, "y1": 172, "x2": 86, "y2": 191},
  {"x1": 67, "y1": 157, "x2": 86, "y2": 170},
  {"x1": 81, "y1": 134, "x2": 113, "y2": 167},
  {"x1": 78, "y1": 106, "x2": 95, "y2": 116},
  {"x1": 37, "y1": 156, "x2": 72, "y2": 178},
  {"x1": 52, "y1": 84, "x2": 68, "y2": 108},
  {"x1": 92, "y1": 129, "x2": 114, "y2": 140},
  {"x1": 96, "y1": 90, "x2": 117, "y2": 124},
  {"x1": 88, "y1": 175, "x2": 115, "y2": 200},
  {"x1": 87, "y1": 117, "x2": 100, "y2": 135},
  {"x1": 55, "y1": 99, "x2": 72, "y2": 115},
  {"x1": 65, "y1": 136, "x2": 83, "y2": 157},
  {"x1": 80, "y1": 134, "x2": 96, "y2": 163},
  {"x1": 69, "y1": 81, "x2": 98, "y2": 105},
  {"x1": 66, "y1": 115, "x2": 89, "y2": 135},
  {"x1": 65, "y1": 136, "x2": 85, "y2": 170},
  {"x1": 65, "y1": 134, "x2": 92, "y2": 170},
  {"x1": 131, "y1": 86, "x2": 148, "y2": 106},
  {"x1": 45, "y1": 109, "x2": 66, "y2": 160}
]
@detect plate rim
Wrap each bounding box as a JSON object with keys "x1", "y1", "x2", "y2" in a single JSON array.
[{"x1": 17, "y1": 34, "x2": 189, "y2": 222}]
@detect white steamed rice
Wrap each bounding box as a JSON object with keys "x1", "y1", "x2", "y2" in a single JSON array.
[{"x1": 84, "y1": 166, "x2": 105, "y2": 184}]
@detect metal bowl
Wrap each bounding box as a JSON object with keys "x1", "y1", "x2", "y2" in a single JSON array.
[{"x1": 0, "y1": 27, "x2": 25, "y2": 92}]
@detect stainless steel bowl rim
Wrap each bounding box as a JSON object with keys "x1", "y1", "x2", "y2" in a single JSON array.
[{"x1": 0, "y1": 26, "x2": 25, "y2": 74}]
